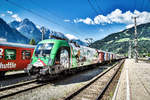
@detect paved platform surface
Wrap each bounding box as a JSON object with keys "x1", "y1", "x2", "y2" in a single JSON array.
[{"x1": 113, "y1": 59, "x2": 150, "y2": 100}]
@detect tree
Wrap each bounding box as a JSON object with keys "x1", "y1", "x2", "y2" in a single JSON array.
[{"x1": 29, "y1": 38, "x2": 36, "y2": 45}]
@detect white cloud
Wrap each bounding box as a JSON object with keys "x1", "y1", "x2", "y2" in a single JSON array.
[
  {"x1": 65, "y1": 34, "x2": 78, "y2": 40},
  {"x1": 99, "y1": 28, "x2": 104, "y2": 32},
  {"x1": 126, "y1": 24, "x2": 134, "y2": 29},
  {"x1": 94, "y1": 15, "x2": 111, "y2": 24},
  {"x1": 64, "y1": 19, "x2": 70, "y2": 22},
  {"x1": 7, "y1": 10, "x2": 13, "y2": 15},
  {"x1": 73, "y1": 9, "x2": 150, "y2": 28},
  {"x1": 1, "y1": 14, "x2": 5, "y2": 17},
  {"x1": 11, "y1": 14, "x2": 22, "y2": 22},
  {"x1": 74, "y1": 17, "x2": 94, "y2": 24}
]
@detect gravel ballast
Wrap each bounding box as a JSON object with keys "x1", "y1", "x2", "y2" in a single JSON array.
[{"x1": 2, "y1": 65, "x2": 114, "y2": 100}]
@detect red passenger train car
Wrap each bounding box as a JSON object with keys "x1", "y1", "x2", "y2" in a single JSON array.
[{"x1": 0, "y1": 42, "x2": 35, "y2": 76}]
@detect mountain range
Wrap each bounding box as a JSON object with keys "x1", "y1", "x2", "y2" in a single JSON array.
[
  {"x1": 0, "y1": 18, "x2": 87, "y2": 46},
  {"x1": 0, "y1": 18, "x2": 29, "y2": 43},
  {"x1": 9, "y1": 18, "x2": 49, "y2": 42},
  {"x1": 91, "y1": 22, "x2": 150, "y2": 56},
  {"x1": 1, "y1": 17, "x2": 150, "y2": 56}
]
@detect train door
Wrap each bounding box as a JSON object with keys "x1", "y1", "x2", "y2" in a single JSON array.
[
  {"x1": 99, "y1": 52, "x2": 104, "y2": 63},
  {"x1": 59, "y1": 47, "x2": 70, "y2": 70},
  {"x1": 20, "y1": 49, "x2": 32, "y2": 70},
  {"x1": 54, "y1": 46, "x2": 70, "y2": 72},
  {"x1": 4, "y1": 48, "x2": 17, "y2": 70},
  {"x1": 69, "y1": 42, "x2": 80, "y2": 66},
  {"x1": 0, "y1": 47, "x2": 17, "y2": 76}
]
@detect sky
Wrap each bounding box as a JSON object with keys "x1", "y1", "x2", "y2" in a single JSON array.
[{"x1": 0, "y1": 0, "x2": 150, "y2": 41}]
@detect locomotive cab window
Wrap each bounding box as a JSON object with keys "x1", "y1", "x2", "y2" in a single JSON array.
[
  {"x1": 22, "y1": 50, "x2": 31, "y2": 60},
  {"x1": 4, "y1": 49, "x2": 16, "y2": 60},
  {"x1": 35, "y1": 43, "x2": 53, "y2": 57}
]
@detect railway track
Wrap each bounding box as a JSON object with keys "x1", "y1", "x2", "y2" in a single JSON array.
[
  {"x1": 0, "y1": 60, "x2": 122, "y2": 100},
  {"x1": 0, "y1": 79, "x2": 49, "y2": 99},
  {"x1": 64, "y1": 60, "x2": 125, "y2": 100},
  {"x1": 0, "y1": 73, "x2": 27, "y2": 81},
  {"x1": 0, "y1": 73, "x2": 36, "y2": 88}
]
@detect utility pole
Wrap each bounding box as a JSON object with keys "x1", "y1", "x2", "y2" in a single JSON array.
[
  {"x1": 85, "y1": 38, "x2": 93, "y2": 46},
  {"x1": 41, "y1": 26, "x2": 45, "y2": 41},
  {"x1": 132, "y1": 16, "x2": 139, "y2": 63},
  {"x1": 128, "y1": 40, "x2": 132, "y2": 59}
]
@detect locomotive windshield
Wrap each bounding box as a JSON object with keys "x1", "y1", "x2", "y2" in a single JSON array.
[{"x1": 35, "y1": 43, "x2": 53, "y2": 55}]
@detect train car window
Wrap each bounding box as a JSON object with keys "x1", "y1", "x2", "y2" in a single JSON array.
[
  {"x1": 4, "y1": 49, "x2": 16, "y2": 60},
  {"x1": 22, "y1": 50, "x2": 31, "y2": 60}
]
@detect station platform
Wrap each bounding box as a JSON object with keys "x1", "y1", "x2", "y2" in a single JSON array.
[{"x1": 113, "y1": 59, "x2": 150, "y2": 100}]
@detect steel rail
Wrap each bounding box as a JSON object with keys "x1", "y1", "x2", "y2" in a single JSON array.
[
  {"x1": 64, "y1": 60, "x2": 124, "y2": 100},
  {"x1": 0, "y1": 79, "x2": 37, "y2": 91},
  {"x1": 96, "y1": 60, "x2": 125, "y2": 100},
  {"x1": 0, "y1": 80, "x2": 49, "y2": 99}
]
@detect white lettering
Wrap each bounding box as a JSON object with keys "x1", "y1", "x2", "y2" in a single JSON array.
[
  {"x1": 0, "y1": 62, "x2": 16, "y2": 69},
  {"x1": 0, "y1": 48, "x2": 3, "y2": 55}
]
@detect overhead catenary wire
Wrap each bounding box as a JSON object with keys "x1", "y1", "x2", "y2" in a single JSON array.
[
  {"x1": 5, "y1": 0, "x2": 80, "y2": 36},
  {"x1": 134, "y1": 0, "x2": 137, "y2": 10},
  {"x1": 88, "y1": 0, "x2": 100, "y2": 15},
  {"x1": 29, "y1": 0, "x2": 65, "y2": 20},
  {"x1": 140, "y1": 0, "x2": 145, "y2": 11},
  {"x1": 88, "y1": 0, "x2": 112, "y2": 37},
  {"x1": 5, "y1": 0, "x2": 60, "y2": 26},
  {"x1": 94, "y1": 0, "x2": 104, "y2": 15},
  {"x1": 94, "y1": 0, "x2": 113, "y2": 31},
  {"x1": 29, "y1": 0, "x2": 82, "y2": 38}
]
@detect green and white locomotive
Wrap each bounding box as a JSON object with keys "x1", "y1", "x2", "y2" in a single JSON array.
[{"x1": 26, "y1": 38, "x2": 99, "y2": 77}]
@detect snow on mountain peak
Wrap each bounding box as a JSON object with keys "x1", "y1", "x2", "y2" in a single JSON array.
[
  {"x1": 8, "y1": 18, "x2": 87, "y2": 46},
  {"x1": 65, "y1": 34, "x2": 78, "y2": 40}
]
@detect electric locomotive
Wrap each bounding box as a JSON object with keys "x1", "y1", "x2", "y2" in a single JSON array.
[
  {"x1": 26, "y1": 36, "x2": 123, "y2": 79},
  {"x1": 26, "y1": 39, "x2": 100, "y2": 77}
]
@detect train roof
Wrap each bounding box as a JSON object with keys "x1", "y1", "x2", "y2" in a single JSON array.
[
  {"x1": 38, "y1": 39, "x2": 68, "y2": 44},
  {"x1": 0, "y1": 42, "x2": 36, "y2": 48}
]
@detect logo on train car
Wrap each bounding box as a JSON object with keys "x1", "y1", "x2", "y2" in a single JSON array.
[
  {"x1": 33, "y1": 59, "x2": 46, "y2": 67},
  {"x1": 0, "y1": 62, "x2": 16, "y2": 69}
]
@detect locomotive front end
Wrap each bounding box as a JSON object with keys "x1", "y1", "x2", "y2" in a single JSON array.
[{"x1": 26, "y1": 41, "x2": 54, "y2": 76}]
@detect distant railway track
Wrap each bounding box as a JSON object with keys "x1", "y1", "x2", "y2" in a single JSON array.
[
  {"x1": 0, "y1": 79, "x2": 49, "y2": 99},
  {"x1": 139, "y1": 59, "x2": 150, "y2": 63},
  {"x1": 64, "y1": 60, "x2": 125, "y2": 100}
]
